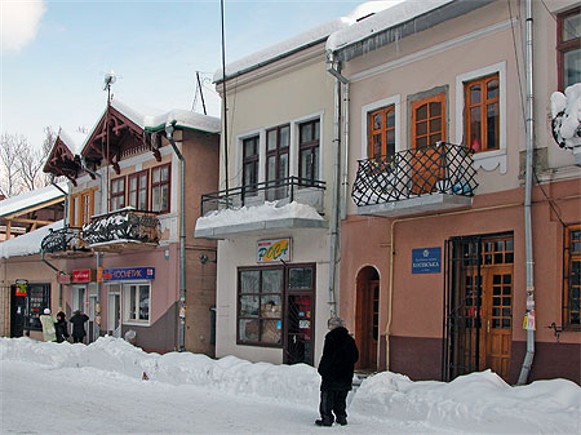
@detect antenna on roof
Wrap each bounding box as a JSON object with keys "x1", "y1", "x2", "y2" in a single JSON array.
[
  {"x1": 193, "y1": 71, "x2": 208, "y2": 115},
  {"x1": 103, "y1": 70, "x2": 117, "y2": 104}
]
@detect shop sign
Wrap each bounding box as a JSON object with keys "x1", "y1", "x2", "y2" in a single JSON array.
[
  {"x1": 72, "y1": 269, "x2": 93, "y2": 283},
  {"x1": 411, "y1": 247, "x2": 441, "y2": 274},
  {"x1": 101, "y1": 267, "x2": 155, "y2": 282},
  {"x1": 57, "y1": 273, "x2": 72, "y2": 284},
  {"x1": 15, "y1": 279, "x2": 28, "y2": 297},
  {"x1": 257, "y1": 238, "x2": 291, "y2": 263}
]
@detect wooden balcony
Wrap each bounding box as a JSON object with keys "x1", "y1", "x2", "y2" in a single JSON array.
[{"x1": 352, "y1": 143, "x2": 478, "y2": 217}]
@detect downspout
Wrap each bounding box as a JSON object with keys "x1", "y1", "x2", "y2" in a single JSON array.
[
  {"x1": 165, "y1": 121, "x2": 186, "y2": 352},
  {"x1": 326, "y1": 51, "x2": 349, "y2": 318},
  {"x1": 49, "y1": 177, "x2": 67, "y2": 308},
  {"x1": 518, "y1": 0, "x2": 535, "y2": 385}
]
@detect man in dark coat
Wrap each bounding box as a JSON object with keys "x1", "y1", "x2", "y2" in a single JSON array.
[
  {"x1": 54, "y1": 311, "x2": 70, "y2": 343},
  {"x1": 315, "y1": 316, "x2": 359, "y2": 427},
  {"x1": 70, "y1": 310, "x2": 89, "y2": 343}
]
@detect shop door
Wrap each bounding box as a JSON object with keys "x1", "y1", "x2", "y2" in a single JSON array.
[
  {"x1": 356, "y1": 269, "x2": 379, "y2": 372},
  {"x1": 10, "y1": 285, "x2": 27, "y2": 337},
  {"x1": 284, "y1": 265, "x2": 315, "y2": 366},
  {"x1": 108, "y1": 293, "x2": 121, "y2": 337},
  {"x1": 444, "y1": 235, "x2": 513, "y2": 382}
]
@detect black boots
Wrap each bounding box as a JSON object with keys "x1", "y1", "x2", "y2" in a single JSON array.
[
  {"x1": 315, "y1": 419, "x2": 333, "y2": 427},
  {"x1": 336, "y1": 417, "x2": 348, "y2": 426}
]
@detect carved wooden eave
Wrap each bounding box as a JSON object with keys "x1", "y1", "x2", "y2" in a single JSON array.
[
  {"x1": 43, "y1": 137, "x2": 81, "y2": 186},
  {"x1": 81, "y1": 104, "x2": 165, "y2": 171}
]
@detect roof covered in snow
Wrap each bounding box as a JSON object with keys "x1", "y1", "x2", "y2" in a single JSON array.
[
  {"x1": 0, "y1": 219, "x2": 64, "y2": 259},
  {"x1": 58, "y1": 129, "x2": 87, "y2": 155},
  {"x1": 327, "y1": 0, "x2": 494, "y2": 61},
  {"x1": 214, "y1": 1, "x2": 400, "y2": 83},
  {"x1": 0, "y1": 183, "x2": 68, "y2": 218},
  {"x1": 111, "y1": 98, "x2": 221, "y2": 134}
]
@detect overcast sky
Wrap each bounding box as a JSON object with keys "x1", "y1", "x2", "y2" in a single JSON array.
[{"x1": 1, "y1": 0, "x2": 364, "y2": 149}]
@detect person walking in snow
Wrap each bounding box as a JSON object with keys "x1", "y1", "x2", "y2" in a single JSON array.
[
  {"x1": 39, "y1": 308, "x2": 57, "y2": 342},
  {"x1": 55, "y1": 311, "x2": 70, "y2": 343},
  {"x1": 70, "y1": 310, "x2": 89, "y2": 343},
  {"x1": 315, "y1": 316, "x2": 359, "y2": 427}
]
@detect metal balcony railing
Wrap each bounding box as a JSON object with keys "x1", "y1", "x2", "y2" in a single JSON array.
[
  {"x1": 40, "y1": 226, "x2": 87, "y2": 254},
  {"x1": 352, "y1": 142, "x2": 478, "y2": 207},
  {"x1": 81, "y1": 208, "x2": 160, "y2": 246},
  {"x1": 200, "y1": 176, "x2": 326, "y2": 216}
]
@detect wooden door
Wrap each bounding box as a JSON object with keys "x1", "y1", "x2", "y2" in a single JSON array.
[
  {"x1": 483, "y1": 266, "x2": 513, "y2": 379},
  {"x1": 356, "y1": 279, "x2": 379, "y2": 371}
]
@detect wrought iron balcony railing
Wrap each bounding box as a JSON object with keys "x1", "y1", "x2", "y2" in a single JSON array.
[
  {"x1": 40, "y1": 226, "x2": 87, "y2": 254},
  {"x1": 352, "y1": 142, "x2": 478, "y2": 207},
  {"x1": 81, "y1": 208, "x2": 160, "y2": 246},
  {"x1": 200, "y1": 176, "x2": 326, "y2": 216}
]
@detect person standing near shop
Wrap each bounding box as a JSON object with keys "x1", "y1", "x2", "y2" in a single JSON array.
[
  {"x1": 315, "y1": 316, "x2": 359, "y2": 427},
  {"x1": 70, "y1": 310, "x2": 89, "y2": 343},
  {"x1": 54, "y1": 311, "x2": 70, "y2": 343},
  {"x1": 39, "y1": 308, "x2": 56, "y2": 342}
]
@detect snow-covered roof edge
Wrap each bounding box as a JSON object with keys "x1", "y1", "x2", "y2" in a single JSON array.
[
  {"x1": 214, "y1": 1, "x2": 400, "y2": 83},
  {"x1": 58, "y1": 129, "x2": 88, "y2": 155},
  {"x1": 0, "y1": 220, "x2": 64, "y2": 259},
  {"x1": 0, "y1": 183, "x2": 68, "y2": 218},
  {"x1": 111, "y1": 98, "x2": 221, "y2": 134}
]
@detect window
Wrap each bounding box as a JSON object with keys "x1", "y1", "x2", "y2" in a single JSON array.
[
  {"x1": 242, "y1": 136, "x2": 259, "y2": 197},
  {"x1": 26, "y1": 283, "x2": 51, "y2": 331},
  {"x1": 464, "y1": 74, "x2": 499, "y2": 153},
  {"x1": 299, "y1": 119, "x2": 320, "y2": 185},
  {"x1": 564, "y1": 225, "x2": 581, "y2": 330},
  {"x1": 70, "y1": 189, "x2": 96, "y2": 227},
  {"x1": 368, "y1": 106, "x2": 395, "y2": 161},
  {"x1": 238, "y1": 267, "x2": 283, "y2": 346},
  {"x1": 72, "y1": 286, "x2": 87, "y2": 313},
  {"x1": 151, "y1": 164, "x2": 171, "y2": 213},
  {"x1": 124, "y1": 283, "x2": 150, "y2": 323},
  {"x1": 411, "y1": 93, "x2": 446, "y2": 149},
  {"x1": 128, "y1": 170, "x2": 149, "y2": 210},
  {"x1": 265, "y1": 125, "x2": 290, "y2": 200},
  {"x1": 558, "y1": 9, "x2": 581, "y2": 90},
  {"x1": 110, "y1": 177, "x2": 126, "y2": 211}
]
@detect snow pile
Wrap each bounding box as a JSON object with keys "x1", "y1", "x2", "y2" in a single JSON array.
[
  {"x1": 195, "y1": 201, "x2": 324, "y2": 231},
  {"x1": 1, "y1": 336, "x2": 579, "y2": 434},
  {"x1": 551, "y1": 83, "x2": 581, "y2": 149}
]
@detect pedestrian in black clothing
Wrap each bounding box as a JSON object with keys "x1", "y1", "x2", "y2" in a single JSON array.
[
  {"x1": 315, "y1": 316, "x2": 359, "y2": 427},
  {"x1": 70, "y1": 310, "x2": 89, "y2": 343},
  {"x1": 55, "y1": 311, "x2": 70, "y2": 343}
]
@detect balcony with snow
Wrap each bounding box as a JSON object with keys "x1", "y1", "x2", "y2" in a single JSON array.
[
  {"x1": 352, "y1": 142, "x2": 478, "y2": 218},
  {"x1": 551, "y1": 83, "x2": 581, "y2": 166},
  {"x1": 81, "y1": 207, "x2": 160, "y2": 252},
  {"x1": 194, "y1": 176, "x2": 327, "y2": 239},
  {"x1": 40, "y1": 226, "x2": 91, "y2": 258}
]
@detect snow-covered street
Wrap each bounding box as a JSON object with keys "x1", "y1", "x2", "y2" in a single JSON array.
[{"x1": 1, "y1": 337, "x2": 579, "y2": 434}]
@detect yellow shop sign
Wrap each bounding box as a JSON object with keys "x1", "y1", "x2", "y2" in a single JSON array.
[{"x1": 257, "y1": 238, "x2": 291, "y2": 263}]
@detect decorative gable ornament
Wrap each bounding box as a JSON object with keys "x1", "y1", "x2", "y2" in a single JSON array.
[{"x1": 551, "y1": 83, "x2": 581, "y2": 166}]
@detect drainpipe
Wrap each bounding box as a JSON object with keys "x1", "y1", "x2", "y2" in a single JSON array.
[
  {"x1": 325, "y1": 51, "x2": 349, "y2": 318},
  {"x1": 165, "y1": 121, "x2": 186, "y2": 352},
  {"x1": 50, "y1": 177, "x2": 67, "y2": 308},
  {"x1": 518, "y1": 0, "x2": 535, "y2": 385}
]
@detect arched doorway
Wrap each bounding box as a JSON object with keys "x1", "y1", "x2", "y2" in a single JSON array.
[{"x1": 356, "y1": 266, "x2": 380, "y2": 372}]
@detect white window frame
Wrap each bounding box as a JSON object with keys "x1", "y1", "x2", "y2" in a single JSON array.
[
  {"x1": 455, "y1": 61, "x2": 507, "y2": 174},
  {"x1": 122, "y1": 282, "x2": 151, "y2": 325},
  {"x1": 361, "y1": 95, "x2": 401, "y2": 159}
]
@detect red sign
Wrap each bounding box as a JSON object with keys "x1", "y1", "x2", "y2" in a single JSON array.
[
  {"x1": 72, "y1": 269, "x2": 92, "y2": 283},
  {"x1": 57, "y1": 273, "x2": 72, "y2": 284}
]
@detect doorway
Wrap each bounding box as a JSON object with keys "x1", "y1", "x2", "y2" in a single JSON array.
[
  {"x1": 356, "y1": 266, "x2": 380, "y2": 372},
  {"x1": 107, "y1": 286, "x2": 121, "y2": 338},
  {"x1": 443, "y1": 234, "x2": 514, "y2": 382}
]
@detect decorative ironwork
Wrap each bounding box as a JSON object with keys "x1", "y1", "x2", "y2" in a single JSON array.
[
  {"x1": 81, "y1": 208, "x2": 160, "y2": 246},
  {"x1": 351, "y1": 142, "x2": 478, "y2": 207},
  {"x1": 40, "y1": 226, "x2": 86, "y2": 254},
  {"x1": 200, "y1": 176, "x2": 326, "y2": 216}
]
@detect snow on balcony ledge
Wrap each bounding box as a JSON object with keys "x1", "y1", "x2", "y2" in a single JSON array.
[
  {"x1": 194, "y1": 201, "x2": 326, "y2": 240},
  {"x1": 551, "y1": 83, "x2": 581, "y2": 166}
]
